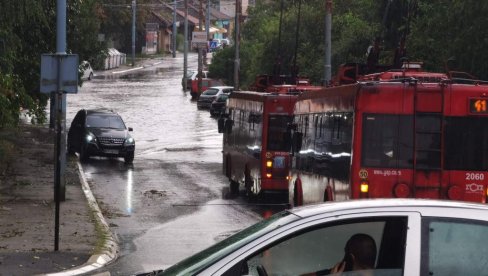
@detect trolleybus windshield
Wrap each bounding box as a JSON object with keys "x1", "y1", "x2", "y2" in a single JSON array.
[
  {"x1": 361, "y1": 114, "x2": 413, "y2": 168},
  {"x1": 267, "y1": 115, "x2": 293, "y2": 151},
  {"x1": 444, "y1": 117, "x2": 488, "y2": 171}
]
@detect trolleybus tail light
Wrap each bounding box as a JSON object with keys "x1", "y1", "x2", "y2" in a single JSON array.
[
  {"x1": 393, "y1": 183, "x2": 411, "y2": 198},
  {"x1": 360, "y1": 180, "x2": 369, "y2": 198},
  {"x1": 447, "y1": 185, "x2": 462, "y2": 200},
  {"x1": 265, "y1": 159, "x2": 273, "y2": 178}
]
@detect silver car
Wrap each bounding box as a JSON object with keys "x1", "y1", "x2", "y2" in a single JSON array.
[
  {"x1": 196, "y1": 86, "x2": 234, "y2": 109},
  {"x1": 151, "y1": 199, "x2": 488, "y2": 275}
]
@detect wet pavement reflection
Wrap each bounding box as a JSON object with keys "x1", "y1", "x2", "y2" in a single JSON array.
[{"x1": 67, "y1": 54, "x2": 288, "y2": 274}]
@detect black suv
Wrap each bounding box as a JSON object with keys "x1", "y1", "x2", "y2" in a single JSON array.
[{"x1": 68, "y1": 109, "x2": 135, "y2": 163}]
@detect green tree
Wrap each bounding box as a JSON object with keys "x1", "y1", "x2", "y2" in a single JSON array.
[
  {"x1": 0, "y1": 0, "x2": 107, "y2": 127},
  {"x1": 408, "y1": 0, "x2": 488, "y2": 79}
]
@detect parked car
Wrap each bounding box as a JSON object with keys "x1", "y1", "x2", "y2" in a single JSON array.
[
  {"x1": 139, "y1": 199, "x2": 488, "y2": 275},
  {"x1": 197, "y1": 86, "x2": 234, "y2": 109},
  {"x1": 221, "y1": 38, "x2": 231, "y2": 47},
  {"x1": 209, "y1": 93, "x2": 229, "y2": 116},
  {"x1": 190, "y1": 78, "x2": 224, "y2": 98},
  {"x1": 210, "y1": 39, "x2": 223, "y2": 52},
  {"x1": 80, "y1": 61, "x2": 94, "y2": 81},
  {"x1": 67, "y1": 109, "x2": 135, "y2": 163},
  {"x1": 182, "y1": 70, "x2": 208, "y2": 90}
]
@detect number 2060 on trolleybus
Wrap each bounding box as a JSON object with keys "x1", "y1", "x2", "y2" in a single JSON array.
[{"x1": 289, "y1": 66, "x2": 488, "y2": 206}]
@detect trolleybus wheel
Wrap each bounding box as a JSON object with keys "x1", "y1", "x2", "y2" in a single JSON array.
[
  {"x1": 293, "y1": 178, "x2": 303, "y2": 206},
  {"x1": 230, "y1": 180, "x2": 239, "y2": 196}
]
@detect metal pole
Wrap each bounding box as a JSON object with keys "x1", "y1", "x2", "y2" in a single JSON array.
[
  {"x1": 324, "y1": 0, "x2": 332, "y2": 85},
  {"x1": 132, "y1": 0, "x2": 136, "y2": 66},
  {"x1": 172, "y1": 0, "x2": 177, "y2": 58},
  {"x1": 54, "y1": 0, "x2": 67, "y2": 251},
  {"x1": 206, "y1": 0, "x2": 210, "y2": 39},
  {"x1": 183, "y1": 0, "x2": 188, "y2": 92},
  {"x1": 198, "y1": 0, "x2": 203, "y2": 94},
  {"x1": 234, "y1": 0, "x2": 240, "y2": 90}
]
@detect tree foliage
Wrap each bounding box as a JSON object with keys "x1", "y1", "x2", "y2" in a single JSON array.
[
  {"x1": 210, "y1": 0, "x2": 488, "y2": 88},
  {"x1": 0, "y1": 0, "x2": 106, "y2": 127}
]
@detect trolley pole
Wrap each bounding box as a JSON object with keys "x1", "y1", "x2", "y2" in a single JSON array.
[
  {"x1": 324, "y1": 0, "x2": 332, "y2": 85},
  {"x1": 234, "y1": 0, "x2": 241, "y2": 90}
]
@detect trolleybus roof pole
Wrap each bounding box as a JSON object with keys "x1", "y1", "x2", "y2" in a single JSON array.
[
  {"x1": 234, "y1": 0, "x2": 241, "y2": 90},
  {"x1": 324, "y1": 0, "x2": 332, "y2": 85}
]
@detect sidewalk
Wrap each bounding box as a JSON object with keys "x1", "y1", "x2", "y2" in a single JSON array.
[{"x1": 0, "y1": 124, "x2": 117, "y2": 275}]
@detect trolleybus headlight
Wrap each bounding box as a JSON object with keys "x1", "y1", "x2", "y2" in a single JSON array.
[
  {"x1": 360, "y1": 181, "x2": 369, "y2": 193},
  {"x1": 393, "y1": 183, "x2": 411, "y2": 198},
  {"x1": 266, "y1": 173, "x2": 272, "y2": 178},
  {"x1": 266, "y1": 160, "x2": 273, "y2": 168}
]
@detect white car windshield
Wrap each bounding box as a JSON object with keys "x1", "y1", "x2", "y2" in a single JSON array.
[{"x1": 202, "y1": 88, "x2": 219, "y2": 96}]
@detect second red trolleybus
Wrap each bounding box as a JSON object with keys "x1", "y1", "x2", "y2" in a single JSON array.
[
  {"x1": 289, "y1": 63, "x2": 488, "y2": 205},
  {"x1": 218, "y1": 91, "x2": 297, "y2": 199}
]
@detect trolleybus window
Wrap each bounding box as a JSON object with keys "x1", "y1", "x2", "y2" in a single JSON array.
[
  {"x1": 361, "y1": 114, "x2": 413, "y2": 168},
  {"x1": 267, "y1": 115, "x2": 293, "y2": 151},
  {"x1": 444, "y1": 117, "x2": 488, "y2": 171}
]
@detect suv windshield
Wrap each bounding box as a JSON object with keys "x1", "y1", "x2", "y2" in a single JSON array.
[
  {"x1": 267, "y1": 115, "x2": 293, "y2": 151},
  {"x1": 86, "y1": 115, "x2": 126, "y2": 129}
]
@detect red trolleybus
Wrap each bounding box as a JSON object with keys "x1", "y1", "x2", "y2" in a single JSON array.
[
  {"x1": 218, "y1": 91, "x2": 297, "y2": 199},
  {"x1": 289, "y1": 65, "x2": 488, "y2": 205}
]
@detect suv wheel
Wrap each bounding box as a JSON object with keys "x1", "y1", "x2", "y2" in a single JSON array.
[
  {"x1": 125, "y1": 152, "x2": 134, "y2": 164},
  {"x1": 67, "y1": 142, "x2": 75, "y2": 155},
  {"x1": 79, "y1": 144, "x2": 90, "y2": 162}
]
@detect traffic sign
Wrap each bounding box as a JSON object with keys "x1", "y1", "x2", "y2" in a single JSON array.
[
  {"x1": 40, "y1": 54, "x2": 79, "y2": 94},
  {"x1": 192, "y1": 31, "x2": 207, "y2": 43}
]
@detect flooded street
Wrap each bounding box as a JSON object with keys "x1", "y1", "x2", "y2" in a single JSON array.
[{"x1": 66, "y1": 54, "x2": 282, "y2": 275}]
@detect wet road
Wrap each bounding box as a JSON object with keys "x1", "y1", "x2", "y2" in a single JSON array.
[{"x1": 66, "y1": 54, "x2": 285, "y2": 275}]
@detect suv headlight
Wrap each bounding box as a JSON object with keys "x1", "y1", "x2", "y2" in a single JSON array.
[
  {"x1": 125, "y1": 137, "x2": 135, "y2": 145},
  {"x1": 86, "y1": 133, "x2": 96, "y2": 143}
]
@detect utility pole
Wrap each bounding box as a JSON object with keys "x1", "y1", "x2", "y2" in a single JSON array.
[
  {"x1": 132, "y1": 0, "x2": 136, "y2": 66},
  {"x1": 198, "y1": 0, "x2": 204, "y2": 94},
  {"x1": 172, "y1": 0, "x2": 177, "y2": 58},
  {"x1": 183, "y1": 0, "x2": 188, "y2": 91},
  {"x1": 206, "y1": 0, "x2": 211, "y2": 40},
  {"x1": 324, "y1": 0, "x2": 332, "y2": 85},
  {"x1": 234, "y1": 0, "x2": 241, "y2": 90},
  {"x1": 54, "y1": 0, "x2": 67, "y2": 251}
]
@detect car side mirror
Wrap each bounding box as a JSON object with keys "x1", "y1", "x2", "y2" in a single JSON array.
[
  {"x1": 291, "y1": 132, "x2": 303, "y2": 154},
  {"x1": 225, "y1": 119, "x2": 234, "y2": 134},
  {"x1": 128, "y1": 127, "x2": 133, "y2": 131},
  {"x1": 218, "y1": 117, "x2": 225, "y2": 133}
]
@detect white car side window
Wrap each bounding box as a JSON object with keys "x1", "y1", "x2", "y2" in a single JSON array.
[{"x1": 243, "y1": 218, "x2": 406, "y2": 276}]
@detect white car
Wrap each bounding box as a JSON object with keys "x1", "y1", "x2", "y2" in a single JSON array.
[
  {"x1": 80, "y1": 61, "x2": 95, "y2": 80},
  {"x1": 196, "y1": 86, "x2": 234, "y2": 109},
  {"x1": 150, "y1": 199, "x2": 488, "y2": 275}
]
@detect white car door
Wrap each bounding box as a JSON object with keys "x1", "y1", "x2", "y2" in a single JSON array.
[{"x1": 205, "y1": 211, "x2": 422, "y2": 276}]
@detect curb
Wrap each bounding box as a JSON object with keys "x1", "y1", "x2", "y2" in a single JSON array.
[{"x1": 43, "y1": 161, "x2": 119, "y2": 276}]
